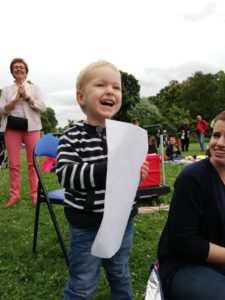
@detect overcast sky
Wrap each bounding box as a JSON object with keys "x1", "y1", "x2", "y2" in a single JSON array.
[{"x1": 1, "y1": 0, "x2": 225, "y2": 127}]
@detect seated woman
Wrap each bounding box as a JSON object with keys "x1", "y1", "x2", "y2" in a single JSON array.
[
  {"x1": 157, "y1": 110, "x2": 225, "y2": 300},
  {"x1": 165, "y1": 136, "x2": 181, "y2": 160},
  {"x1": 148, "y1": 135, "x2": 158, "y2": 154}
]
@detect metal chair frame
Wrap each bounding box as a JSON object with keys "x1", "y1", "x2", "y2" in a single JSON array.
[{"x1": 32, "y1": 133, "x2": 69, "y2": 266}]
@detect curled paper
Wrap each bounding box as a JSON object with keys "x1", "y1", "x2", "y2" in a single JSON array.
[{"x1": 91, "y1": 120, "x2": 148, "y2": 258}]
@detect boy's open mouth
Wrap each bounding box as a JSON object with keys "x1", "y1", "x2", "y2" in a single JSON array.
[{"x1": 101, "y1": 100, "x2": 114, "y2": 107}]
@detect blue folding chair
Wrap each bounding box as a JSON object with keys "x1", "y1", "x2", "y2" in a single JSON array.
[{"x1": 32, "y1": 133, "x2": 69, "y2": 266}]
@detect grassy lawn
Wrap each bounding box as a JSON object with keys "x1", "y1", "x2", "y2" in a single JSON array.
[{"x1": 0, "y1": 143, "x2": 204, "y2": 299}]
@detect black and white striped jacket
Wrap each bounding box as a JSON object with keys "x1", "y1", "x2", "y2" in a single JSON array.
[{"x1": 56, "y1": 121, "x2": 138, "y2": 227}]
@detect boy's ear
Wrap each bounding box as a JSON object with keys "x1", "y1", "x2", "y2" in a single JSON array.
[{"x1": 76, "y1": 90, "x2": 85, "y2": 106}]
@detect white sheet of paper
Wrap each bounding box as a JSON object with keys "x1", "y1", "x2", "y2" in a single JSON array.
[{"x1": 91, "y1": 119, "x2": 148, "y2": 258}]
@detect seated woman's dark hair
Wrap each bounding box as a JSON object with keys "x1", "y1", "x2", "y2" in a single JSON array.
[{"x1": 214, "y1": 111, "x2": 225, "y2": 123}]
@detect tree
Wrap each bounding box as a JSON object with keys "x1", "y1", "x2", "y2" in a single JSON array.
[
  {"x1": 0, "y1": 89, "x2": 2, "y2": 123},
  {"x1": 151, "y1": 71, "x2": 225, "y2": 135},
  {"x1": 214, "y1": 71, "x2": 225, "y2": 114},
  {"x1": 154, "y1": 80, "x2": 181, "y2": 110},
  {"x1": 41, "y1": 107, "x2": 58, "y2": 133},
  {"x1": 151, "y1": 82, "x2": 190, "y2": 134},
  {"x1": 57, "y1": 126, "x2": 66, "y2": 133},
  {"x1": 176, "y1": 71, "x2": 218, "y2": 122},
  {"x1": 128, "y1": 97, "x2": 162, "y2": 127},
  {"x1": 114, "y1": 71, "x2": 140, "y2": 122},
  {"x1": 160, "y1": 104, "x2": 191, "y2": 136}
]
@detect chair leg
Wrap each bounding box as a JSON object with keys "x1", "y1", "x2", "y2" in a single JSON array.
[
  {"x1": 33, "y1": 200, "x2": 41, "y2": 253},
  {"x1": 46, "y1": 202, "x2": 69, "y2": 267}
]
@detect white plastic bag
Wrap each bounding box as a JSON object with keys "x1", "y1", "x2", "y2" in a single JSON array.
[{"x1": 145, "y1": 261, "x2": 164, "y2": 300}]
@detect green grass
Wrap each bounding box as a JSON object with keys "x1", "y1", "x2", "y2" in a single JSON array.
[
  {"x1": 0, "y1": 144, "x2": 203, "y2": 299},
  {"x1": 161, "y1": 142, "x2": 205, "y2": 203}
]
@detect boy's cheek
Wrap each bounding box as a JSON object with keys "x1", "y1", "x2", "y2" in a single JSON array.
[{"x1": 117, "y1": 101, "x2": 122, "y2": 111}]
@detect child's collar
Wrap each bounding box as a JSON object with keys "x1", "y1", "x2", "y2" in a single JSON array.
[{"x1": 83, "y1": 122, "x2": 106, "y2": 137}]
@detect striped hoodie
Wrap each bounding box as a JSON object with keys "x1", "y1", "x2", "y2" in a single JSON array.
[{"x1": 56, "y1": 121, "x2": 139, "y2": 228}]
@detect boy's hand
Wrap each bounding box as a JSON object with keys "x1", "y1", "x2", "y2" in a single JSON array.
[{"x1": 140, "y1": 160, "x2": 149, "y2": 183}]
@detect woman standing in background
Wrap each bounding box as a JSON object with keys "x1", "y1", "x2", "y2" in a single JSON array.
[{"x1": 0, "y1": 58, "x2": 45, "y2": 207}]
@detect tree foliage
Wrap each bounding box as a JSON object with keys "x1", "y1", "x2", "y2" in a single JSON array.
[
  {"x1": 149, "y1": 82, "x2": 190, "y2": 134},
  {"x1": 151, "y1": 70, "x2": 225, "y2": 135},
  {"x1": 41, "y1": 107, "x2": 58, "y2": 133},
  {"x1": 0, "y1": 89, "x2": 2, "y2": 122},
  {"x1": 128, "y1": 97, "x2": 162, "y2": 127},
  {"x1": 114, "y1": 71, "x2": 140, "y2": 122},
  {"x1": 176, "y1": 72, "x2": 218, "y2": 121}
]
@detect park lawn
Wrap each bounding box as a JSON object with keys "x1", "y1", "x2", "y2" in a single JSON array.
[{"x1": 0, "y1": 143, "x2": 203, "y2": 299}]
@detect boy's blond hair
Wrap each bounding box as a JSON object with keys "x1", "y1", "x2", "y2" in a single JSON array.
[{"x1": 76, "y1": 60, "x2": 120, "y2": 91}]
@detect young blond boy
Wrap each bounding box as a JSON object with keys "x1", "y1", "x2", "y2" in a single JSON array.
[{"x1": 56, "y1": 60, "x2": 148, "y2": 299}]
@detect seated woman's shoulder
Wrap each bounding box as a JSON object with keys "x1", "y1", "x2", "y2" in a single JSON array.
[{"x1": 181, "y1": 158, "x2": 210, "y2": 177}]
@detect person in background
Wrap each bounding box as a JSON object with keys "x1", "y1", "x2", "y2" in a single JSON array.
[
  {"x1": 165, "y1": 136, "x2": 181, "y2": 160},
  {"x1": 196, "y1": 115, "x2": 209, "y2": 152},
  {"x1": 156, "y1": 129, "x2": 161, "y2": 147},
  {"x1": 163, "y1": 129, "x2": 168, "y2": 147},
  {"x1": 40, "y1": 128, "x2": 44, "y2": 137},
  {"x1": 0, "y1": 58, "x2": 45, "y2": 207},
  {"x1": 132, "y1": 117, "x2": 140, "y2": 126},
  {"x1": 179, "y1": 118, "x2": 191, "y2": 152},
  {"x1": 157, "y1": 110, "x2": 225, "y2": 300},
  {"x1": 56, "y1": 60, "x2": 149, "y2": 300},
  {"x1": 148, "y1": 136, "x2": 158, "y2": 154}
]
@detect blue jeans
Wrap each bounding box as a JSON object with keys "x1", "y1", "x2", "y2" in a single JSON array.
[
  {"x1": 168, "y1": 264, "x2": 225, "y2": 300},
  {"x1": 63, "y1": 219, "x2": 134, "y2": 300},
  {"x1": 198, "y1": 132, "x2": 205, "y2": 151}
]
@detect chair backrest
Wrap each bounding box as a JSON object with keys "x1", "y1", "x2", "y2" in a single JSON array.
[{"x1": 34, "y1": 133, "x2": 59, "y2": 158}]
